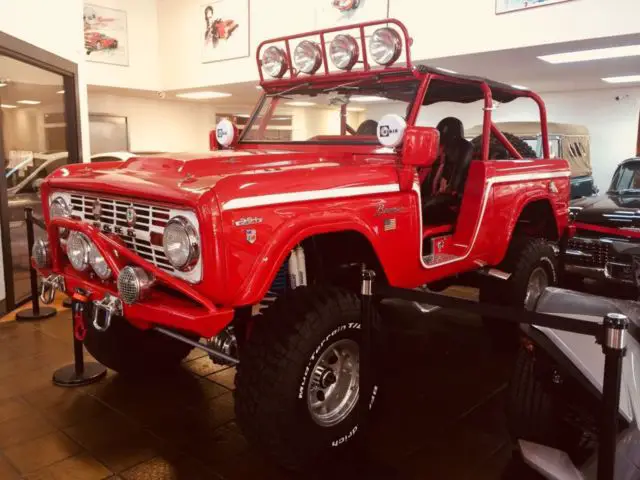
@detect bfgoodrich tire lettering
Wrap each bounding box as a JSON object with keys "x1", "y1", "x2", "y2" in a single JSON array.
[{"x1": 234, "y1": 287, "x2": 380, "y2": 471}]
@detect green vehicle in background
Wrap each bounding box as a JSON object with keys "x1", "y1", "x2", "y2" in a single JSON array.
[{"x1": 466, "y1": 121, "x2": 597, "y2": 199}]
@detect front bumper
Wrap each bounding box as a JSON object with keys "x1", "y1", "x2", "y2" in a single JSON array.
[
  {"x1": 564, "y1": 236, "x2": 636, "y2": 285},
  {"x1": 35, "y1": 217, "x2": 233, "y2": 338}
]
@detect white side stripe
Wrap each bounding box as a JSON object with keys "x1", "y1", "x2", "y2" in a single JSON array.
[{"x1": 222, "y1": 184, "x2": 400, "y2": 211}]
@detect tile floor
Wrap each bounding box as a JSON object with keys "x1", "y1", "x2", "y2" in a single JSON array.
[{"x1": 0, "y1": 296, "x2": 522, "y2": 479}]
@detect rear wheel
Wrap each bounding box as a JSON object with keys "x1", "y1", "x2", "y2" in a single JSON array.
[
  {"x1": 479, "y1": 236, "x2": 558, "y2": 349},
  {"x1": 234, "y1": 286, "x2": 380, "y2": 471},
  {"x1": 84, "y1": 314, "x2": 194, "y2": 374}
]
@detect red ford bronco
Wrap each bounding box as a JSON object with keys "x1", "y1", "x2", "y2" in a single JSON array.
[{"x1": 33, "y1": 19, "x2": 570, "y2": 470}]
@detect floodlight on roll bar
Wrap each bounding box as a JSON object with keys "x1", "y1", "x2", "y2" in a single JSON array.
[{"x1": 256, "y1": 18, "x2": 413, "y2": 85}]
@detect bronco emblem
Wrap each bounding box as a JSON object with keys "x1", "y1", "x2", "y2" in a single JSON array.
[
  {"x1": 245, "y1": 229, "x2": 257, "y2": 244},
  {"x1": 126, "y1": 206, "x2": 137, "y2": 227}
]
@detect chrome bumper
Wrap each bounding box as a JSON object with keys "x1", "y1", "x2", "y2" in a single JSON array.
[{"x1": 564, "y1": 252, "x2": 635, "y2": 285}]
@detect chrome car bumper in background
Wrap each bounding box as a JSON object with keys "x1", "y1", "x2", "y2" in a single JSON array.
[{"x1": 564, "y1": 236, "x2": 636, "y2": 285}]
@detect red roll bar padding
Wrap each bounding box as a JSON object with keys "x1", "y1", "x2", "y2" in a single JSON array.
[
  {"x1": 256, "y1": 18, "x2": 413, "y2": 84},
  {"x1": 49, "y1": 217, "x2": 217, "y2": 313}
]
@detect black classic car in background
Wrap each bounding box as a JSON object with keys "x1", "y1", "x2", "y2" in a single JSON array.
[{"x1": 564, "y1": 157, "x2": 640, "y2": 291}]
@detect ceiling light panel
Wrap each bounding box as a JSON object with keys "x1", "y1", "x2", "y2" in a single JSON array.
[
  {"x1": 17, "y1": 100, "x2": 41, "y2": 105},
  {"x1": 602, "y1": 75, "x2": 640, "y2": 84},
  {"x1": 538, "y1": 44, "x2": 640, "y2": 64},
  {"x1": 175, "y1": 91, "x2": 232, "y2": 99}
]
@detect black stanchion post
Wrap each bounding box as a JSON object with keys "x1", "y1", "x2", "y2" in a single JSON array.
[
  {"x1": 52, "y1": 291, "x2": 107, "y2": 387},
  {"x1": 16, "y1": 207, "x2": 56, "y2": 321},
  {"x1": 359, "y1": 269, "x2": 375, "y2": 434},
  {"x1": 597, "y1": 312, "x2": 628, "y2": 480}
]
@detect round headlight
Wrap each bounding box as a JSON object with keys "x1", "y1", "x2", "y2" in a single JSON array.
[
  {"x1": 162, "y1": 216, "x2": 199, "y2": 271},
  {"x1": 329, "y1": 34, "x2": 359, "y2": 70},
  {"x1": 293, "y1": 40, "x2": 322, "y2": 74},
  {"x1": 32, "y1": 238, "x2": 50, "y2": 269},
  {"x1": 50, "y1": 196, "x2": 71, "y2": 238},
  {"x1": 262, "y1": 46, "x2": 288, "y2": 78},
  {"x1": 88, "y1": 242, "x2": 111, "y2": 280},
  {"x1": 66, "y1": 231, "x2": 91, "y2": 272},
  {"x1": 369, "y1": 27, "x2": 402, "y2": 66},
  {"x1": 117, "y1": 266, "x2": 154, "y2": 305}
]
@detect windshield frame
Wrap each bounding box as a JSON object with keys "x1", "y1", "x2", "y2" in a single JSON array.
[{"x1": 238, "y1": 74, "x2": 423, "y2": 146}]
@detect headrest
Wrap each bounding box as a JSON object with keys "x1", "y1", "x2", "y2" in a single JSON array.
[{"x1": 436, "y1": 117, "x2": 464, "y2": 146}]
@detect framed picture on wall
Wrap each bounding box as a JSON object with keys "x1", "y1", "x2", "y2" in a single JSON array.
[
  {"x1": 496, "y1": 0, "x2": 575, "y2": 14},
  {"x1": 315, "y1": 0, "x2": 389, "y2": 28},
  {"x1": 83, "y1": 4, "x2": 129, "y2": 66},
  {"x1": 201, "y1": 0, "x2": 250, "y2": 64}
]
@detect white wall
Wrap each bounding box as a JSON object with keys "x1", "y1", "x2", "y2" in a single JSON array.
[{"x1": 87, "y1": 93, "x2": 218, "y2": 152}]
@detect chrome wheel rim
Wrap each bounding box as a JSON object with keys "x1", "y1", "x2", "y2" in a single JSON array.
[
  {"x1": 307, "y1": 338, "x2": 359, "y2": 427},
  {"x1": 524, "y1": 266, "x2": 549, "y2": 311}
]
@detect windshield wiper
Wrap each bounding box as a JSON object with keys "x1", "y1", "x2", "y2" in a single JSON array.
[{"x1": 269, "y1": 82, "x2": 312, "y2": 99}]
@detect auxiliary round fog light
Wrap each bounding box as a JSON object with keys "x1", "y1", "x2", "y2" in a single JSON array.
[
  {"x1": 117, "y1": 266, "x2": 154, "y2": 305},
  {"x1": 88, "y1": 242, "x2": 111, "y2": 280},
  {"x1": 66, "y1": 231, "x2": 91, "y2": 272},
  {"x1": 32, "y1": 238, "x2": 51, "y2": 269},
  {"x1": 293, "y1": 40, "x2": 322, "y2": 74},
  {"x1": 329, "y1": 34, "x2": 359, "y2": 70},
  {"x1": 262, "y1": 46, "x2": 288, "y2": 78},
  {"x1": 369, "y1": 27, "x2": 402, "y2": 66}
]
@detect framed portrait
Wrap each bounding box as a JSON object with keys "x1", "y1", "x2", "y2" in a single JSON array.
[
  {"x1": 496, "y1": 0, "x2": 575, "y2": 14},
  {"x1": 201, "y1": 0, "x2": 250, "y2": 64},
  {"x1": 83, "y1": 3, "x2": 129, "y2": 66},
  {"x1": 315, "y1": 0, "x2": 389, "y2": 28}
]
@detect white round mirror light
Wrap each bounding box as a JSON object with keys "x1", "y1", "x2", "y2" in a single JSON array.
[
  {"x1": 376, "y1": 114, "x2": 407, "y2": 148},
  {"x1": 216, "y1": 118, "x2": 237, "y2": 148}
]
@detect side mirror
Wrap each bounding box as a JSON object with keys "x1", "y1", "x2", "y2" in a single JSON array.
[{"x1": 402, "y1": 126, "x2": 440, "y2": 167}]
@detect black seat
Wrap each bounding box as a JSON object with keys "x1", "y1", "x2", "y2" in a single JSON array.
[{"x1": 422, "y1": 117, "x2": 473, "y2": 225}]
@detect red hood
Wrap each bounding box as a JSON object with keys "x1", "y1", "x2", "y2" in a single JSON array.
[{"x1": 46, "y1": 149, "x2": 400, "y2": 208}]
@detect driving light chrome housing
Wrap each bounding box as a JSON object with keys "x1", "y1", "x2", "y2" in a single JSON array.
[
  {"x1": 262, "y1": 46, "x2": 288, "y2": 78},
  {"x1": 329, "y1": 34, "x2": 359, "y2": 70},
  {"x1": 162, "y1": 216, "x2": 200, "y2": 272},
  {"x1": 293, "y1": 40, "x2": 322, "y2": 74},
  {"x1": 32, "y1": 238, "x2": 50, "y2": 268},
  {"x1": 369, "y1": 27, "x2": 402, "y2": 66},
  {"x1": 88, "y1": 242, "x2": 111, "y2": 280},
  {"x1": 66, "y1": 231, "x2": 91, "y2": 272},
  {"x1": 117, "y1": 266, "x2": 154, "y2": 305},
  {"x1": 49, "y1": 195, "x2": 72, "y2": 238}
]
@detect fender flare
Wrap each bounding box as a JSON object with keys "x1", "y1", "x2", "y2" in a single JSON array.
[{"x1": 234, "y1": 213, "x2": 385, "y2": 305}]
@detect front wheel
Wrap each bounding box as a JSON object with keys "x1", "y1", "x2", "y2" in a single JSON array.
[
  {"x1": 480, "y1": 236, "x2": 558, "y2": 349},
  {"x1": 234, "y1": 287, "x2": 380, "y2": 471}
]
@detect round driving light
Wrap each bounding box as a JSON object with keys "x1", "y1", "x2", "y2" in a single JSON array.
[
  {"x1": 262, "y1": 46, "x2": 288, "y2": 78},
  {"x1": 66, "y1": 231, "x2": 90, "y2": 272},
  {"x1": 369, "y1": 27, "x2": 402, "y2": 66},
  {"x1": 293, "y1": 40, "x2": 322, "y2": 74},
  {"x1": 162, "y1": 216, "x2": 200, "y2": 271},
  {"x1": 117, "y1": 266, "x2": 154, "y2": 305},
  {"x1": 329, "y1": 34, "x2": 359, "y2": 70},
  {"x1": 50, "y1": 196, "x2": 71, "y2": 238},
  {"x1": 88, "y1": 242, "x2": 111, "y2": 280},
  {"x1": 32, "y1": 239, "x2": 50, "y2": 268}
]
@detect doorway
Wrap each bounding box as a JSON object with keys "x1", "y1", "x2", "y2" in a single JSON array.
[{"x1": 0, "y1": 32, "x2": 82, "y2": 314}]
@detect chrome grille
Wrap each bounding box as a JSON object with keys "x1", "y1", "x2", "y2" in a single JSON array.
[
  {"x1": 566, "y1": 237, "x2": 609, "y2": 268},
  {"x1": 69, "y1": 193, "x2": 175, "y2": 274}
]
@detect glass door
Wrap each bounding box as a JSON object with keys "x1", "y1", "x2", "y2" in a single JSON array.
[{"x1": 0, "y1": 55, "x2": 69, "y2": 307}]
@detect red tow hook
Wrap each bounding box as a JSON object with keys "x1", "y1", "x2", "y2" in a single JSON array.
[{"x1": 72, "y1": 292, "x2": 89, "y2": 341}]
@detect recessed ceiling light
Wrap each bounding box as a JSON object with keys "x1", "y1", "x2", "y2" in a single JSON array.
[
  {"x1": 435, "y1": 67, "x2": 457, "y2": 74},
  {"x1": 175, "y1": 91, "x2": 232, "y2": 100},
  {"x1": 511, "y1": 84, "x2": 528, "y2": 90},
  {"x1": 286, "y1": 101, "x2": 315, "y2": 107},
  {"x1": 255, "y1": 85, "x2": 262, "y2": 89},
  {"x1": 351, "y1": 96, "x2": 386, "y2": 103},
  {"x1": 0, "y1": 83, "x2": 7, "y2": 88},
  {"x1": 602, "y1": 74, "x2": 640, "y2": 84},
  {"x1": 56, "y1": 90, "x2": 64, "y2": 94},
  {"x1": 538, "y1": 44, "x2": 640, "y2": 64},
  {"x1": 17, "y1": 100, "x2": 41, "y2": 105},
  {"x1": 234, "y1": 114, "x2": 251, "y2": 118},
  {"x1": 1, "y1": 104, "x2": 16, "y2": 109},
  {"x1": 347, "y1": 107, "x2": 365, "y2": 112}
]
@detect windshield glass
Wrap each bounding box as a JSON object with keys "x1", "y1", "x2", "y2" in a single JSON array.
[
  {"x1": 609, "y1": 162, "x2": 640, "y2": 193},
  {"x1": 535, "y1": 137, "x2": 560, "y2": 159},
  {"x1": 241, "y1": 79, "x2": 420, "y2": 145}
]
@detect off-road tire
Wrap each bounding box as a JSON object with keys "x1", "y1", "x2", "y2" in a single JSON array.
[
  {"x1": 471, "y1": 131, "x2": 538, "y2": 160},
  {"x1": 479, "y1": 236, "x2": 558, "y2": 349},
  {"x1": 234, "y1": 286, "x2": 380, "y2": 471},
  {"x1": 84, "y1": 314, "x2": 194, "y2": 374}
]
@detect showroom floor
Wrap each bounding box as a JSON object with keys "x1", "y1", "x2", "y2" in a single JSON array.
[{"x1": 0, "y1": 292, "x2": 518, "y2": 479}]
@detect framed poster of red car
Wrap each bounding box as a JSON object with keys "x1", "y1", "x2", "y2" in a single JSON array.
[
  {"x1": 83, "y1": 3, "x2": 129, "y2": 66},
  {"x1": 201, "y1": 0, "x2": 250, "y2": 64}
]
